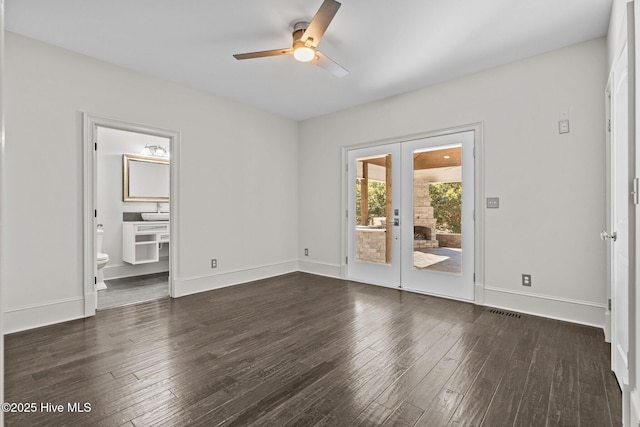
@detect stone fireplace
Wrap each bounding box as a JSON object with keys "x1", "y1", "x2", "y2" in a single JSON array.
[{"x1": 414, "y1": 176, "x2": 439, "y2": 249}]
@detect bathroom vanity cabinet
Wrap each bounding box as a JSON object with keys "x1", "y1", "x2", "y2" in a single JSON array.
[{"x1": 122, "y1": 221, "x2": 170, "y2": 264}]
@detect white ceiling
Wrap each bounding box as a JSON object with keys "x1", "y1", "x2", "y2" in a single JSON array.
[{"x1": 6, "y1": 0, "x2": 612, "y2": 121}]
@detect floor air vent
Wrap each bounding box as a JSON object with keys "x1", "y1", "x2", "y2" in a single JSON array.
[{"x1": 488, "y1": 308, "x2": 522, "y2": 319}]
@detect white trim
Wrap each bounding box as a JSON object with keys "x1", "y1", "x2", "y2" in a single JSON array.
[
  {"x1": 483, "y1": 286, "x2": 605, "y2": 328},
  {"x1": 0, "y1": 3, "x2": 6, "y2": 426},
  {"x1": 4, "y1": 297, "x2": 85, "y2": 334},
  {"x1": 83, "y1": 114, "x2": 180, "y2": 316},
  {"x1": 173, "y1": 261, "x2": 298, "y2": 297},
  {"x1": 474, "y1": 283, "x2": 485, "y2": 305},
  {"x1": 484, "y1": 286, "x2": 607, "y2": 308},
  {"x1": 631, "y1": 389, "x2": 640, "y2": 426},
  {"x1": 473, "y1": 124, "x2": 486, "y2": 305},
  {"x1": 298, "y1": 260, "x2": 342, "y2": 278},
  {"x1": 605, "y1": 76, "x2": 613, "y2": 344}
]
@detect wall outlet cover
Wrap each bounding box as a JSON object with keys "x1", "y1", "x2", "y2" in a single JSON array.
[{"x1": 486, "y1": 197, "x2": 500, "y2": 208}]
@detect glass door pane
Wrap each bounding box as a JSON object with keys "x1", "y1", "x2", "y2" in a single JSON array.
[
  {"x1": 355, "y1": 155, "x2": 392, "y2": 264},
  {"x1": 347, "y1": 144, "x2": 401, "y2": 287},
  {"x1": 412, "y1": 145, "x2": 462, "y2": 274}
]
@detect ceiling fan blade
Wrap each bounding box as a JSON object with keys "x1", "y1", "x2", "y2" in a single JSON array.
[
  {"x1": 233, "y1": 48, "x2": 292, "y2": 60},
  {"x1": 312, "y1": 51, "x2": 348, "y2": 78},
  {"x1": 301, "y1": 0, "x2": 341, "y2": 48}
]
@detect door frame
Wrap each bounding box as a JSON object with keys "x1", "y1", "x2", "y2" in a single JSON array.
[
  {"x1": 82, "y1": 113, "x2": 180, "y2": 316},
  {"x1": 340, "y1": 122, "x2": 485, "y2": 304}
]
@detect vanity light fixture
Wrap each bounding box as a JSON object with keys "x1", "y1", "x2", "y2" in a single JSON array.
[{"x1": 142, "y1": 144, "x2": 169, "y2": 157}]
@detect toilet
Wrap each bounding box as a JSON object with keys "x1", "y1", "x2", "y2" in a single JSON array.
[{"x1": 96, "y1": 226, "x2": 109, "y2": 290}]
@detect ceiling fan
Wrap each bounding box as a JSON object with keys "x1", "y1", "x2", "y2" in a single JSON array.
[{"x1": 233, "y1": 0, "x2": 348, "y2": 78}]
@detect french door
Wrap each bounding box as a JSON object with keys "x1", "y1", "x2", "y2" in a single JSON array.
[{"x1": 347, "y1": 131, "x2": 474, "y2": 301}]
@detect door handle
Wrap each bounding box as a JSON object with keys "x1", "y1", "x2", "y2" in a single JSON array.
[
  {"x1": 393, "y1": 218, "x2": 400, "y2": 226},
  {"x1": 601, "y1": 231, "x2": 617, "y2": 242}
]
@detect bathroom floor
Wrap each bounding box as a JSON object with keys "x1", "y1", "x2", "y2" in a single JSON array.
[{"x1": 98, "y1": 272, "x2": 169, "y2": 310}]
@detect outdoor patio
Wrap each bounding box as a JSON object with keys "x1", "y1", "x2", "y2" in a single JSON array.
[{"x1": 414, "y1": 247, "x2": 462, "y2": 273}]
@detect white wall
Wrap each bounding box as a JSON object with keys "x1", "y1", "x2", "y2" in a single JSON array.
[
  {"x1": 299, "y1": 38, "x2": 608, "y2": 327},
  {"x1": 4, "y1": 32, "x2": 299, "y2": 333},
  {"x1": 97, "y1": 127, "x2": 170, "y2": 279}
]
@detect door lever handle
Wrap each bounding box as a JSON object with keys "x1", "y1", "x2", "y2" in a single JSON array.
[
  {"x1": 600, "y1": 231, "x2": 617, "y2": 242},
  {"x1": 393, "y1": 218, "x2": 400, "y2": 226}
]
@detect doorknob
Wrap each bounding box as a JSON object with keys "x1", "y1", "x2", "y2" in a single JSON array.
[{"x1": 601, "y1": 231, "x2": 617, "y2": 242}]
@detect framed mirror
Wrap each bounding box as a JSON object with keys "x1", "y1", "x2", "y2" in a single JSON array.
[{"x1": 123, "y1": 154, "x2": 170, "y2": 202}]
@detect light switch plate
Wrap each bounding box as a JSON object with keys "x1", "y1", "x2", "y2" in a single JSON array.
[{"x1": 486, "y1": 197, "x2": 499, "y2": 208}]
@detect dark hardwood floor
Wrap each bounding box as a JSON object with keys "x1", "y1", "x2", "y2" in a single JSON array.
[{"x1": 4, "y1": 272, "x2": 621, "y2": 426}]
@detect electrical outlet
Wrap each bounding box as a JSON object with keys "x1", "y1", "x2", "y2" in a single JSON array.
[
  {"x1": 305, "y1": 248, "x2": 309, "y2": 256},
  {"x1": 487, "y1": 197, "x2": 500, "y2": 208},
  {"x1": 211, "y1": 259, "x2": 217, "y2": 269},
  {"x1": 522, "y1": 274, "x2": 531, "y2": 287}
]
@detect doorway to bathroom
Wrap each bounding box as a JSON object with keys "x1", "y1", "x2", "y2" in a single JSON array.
[{"x1": 83, "y1": 114, "x2": 179, "y2": 315}]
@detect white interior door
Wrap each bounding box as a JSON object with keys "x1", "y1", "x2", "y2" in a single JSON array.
[
  {"x1": 347, "y1": 131, "x2": 474, "y2": 301},
  {"x1": 611, "y1": 44, "x2": 630, "y2": 388},
  {"x1": 400, "y1": 131, "x2": 475, "y2": 301},
  {"x1": 347, "y1": 144, "x2": 401, "y2": 287}
]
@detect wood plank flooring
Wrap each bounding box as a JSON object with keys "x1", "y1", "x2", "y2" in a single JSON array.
[
  {"x1": 98, "y1": 272, "x2": 169, "y2": 310},
  {"x1": 4, "y1": 272, "x2": 621, "y2": 426}
]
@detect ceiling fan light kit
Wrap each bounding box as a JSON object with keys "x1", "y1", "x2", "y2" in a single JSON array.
[
  {"x1": 292, "y1": 23, "x2": 316, "y2": 62},
  {"x1": 293, "y1": 46, "x2": 316, "y2": 62},
  {"x1": 233, "y1": 0, "x2": 348, "y2": 77}
]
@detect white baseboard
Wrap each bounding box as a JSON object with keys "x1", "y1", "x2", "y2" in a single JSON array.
[
  {"x1": 483, "y1": 286, "x2": 605, "y2": 329},
  {"x1": 298, "y1": 260, "x2": 342, "y2": 279},
  {"x1": 4, "y1": 297, "x2": 85, "y2": 334},
  {"x1": 173, "y1": 260, "x2": 299, "y2": 297},
  {"x1": 104, "y1": 259, "x2": 169, "y2": 280}
]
